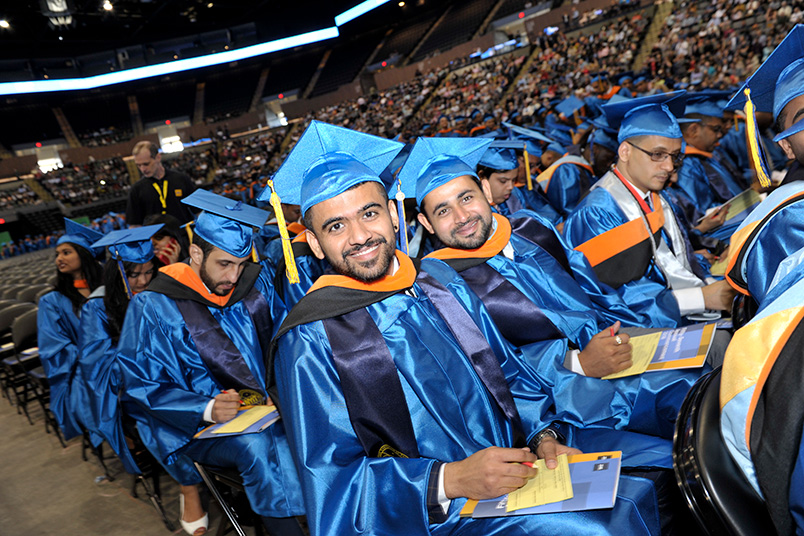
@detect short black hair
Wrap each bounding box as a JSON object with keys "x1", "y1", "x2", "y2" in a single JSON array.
[{"x1": 192, "y1": 232, "x2": 215, "y2": 258}]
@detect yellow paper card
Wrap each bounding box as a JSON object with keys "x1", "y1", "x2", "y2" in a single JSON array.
[
  {"x1": 212, "y1": 405, "x2": 273, "y2": 434},
  {"x1": 724, "y1": 189, "x2": 761, "y2": 222},
  {"x1": 602, "y1": 331, "x2": 662, "y2": 379},
  {"x1": 709, "y1": 256, "x2": 728, "y2": 277},
  {"x1": 506, "y1": 454, "x2": 573, "y2": 512}
]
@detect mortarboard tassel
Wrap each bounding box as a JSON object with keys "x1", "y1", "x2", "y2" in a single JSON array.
[
  {"x1": 523, "y1": 143, "x2": 533, "y2": 191},
  {"x1": 184, "y1": 221, "x2": 194, "y2": 243},
  {"x1": 395, "y1": 182, "x2": 409, "y2": 255},
  {"x1": 743, "y1": 88, "x2": 773, "y2": 189},
  {"x1": 114, "y1": 248, "x2": 134, "y2": 300},
  {"x1": 251, "y1": 244, "x2": 259, "y2": 263},
  {"x1": 266, "y1": 179, "x2": 300, "y2": 284}
]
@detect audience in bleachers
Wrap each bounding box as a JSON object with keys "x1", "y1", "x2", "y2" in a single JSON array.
[
  {"x1": 0, "y1": 183, "x2": 43, "y2": 209},
  {"x1": 38, "y1": 158, "x2": 130, "y2": 206}
]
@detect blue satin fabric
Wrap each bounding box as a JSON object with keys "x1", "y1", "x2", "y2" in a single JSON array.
[
  {"x1": 545, "y1": 163, "x2": 595, "y2": 218},
  {"x1": 735, "y1": 182, "x2": 804, "y2": 304},
  {"x1": 564, "y1": 189, "x2": 688, "y2": 327},
  {"x1": 260, "y1": 251, "x2": 328, "y2": 310},
  {"x1": 663, "y1": 185, "x2": 741, "y2": 244},
  {"x1": 423, "y1": 257, "x2": 705, "y2": 450},
  {"x1": 255, "y1": 223, "x2": 282, "y2": 263},
  {"x1": 509, "y1": 210, "x2": 658, "y2": 332},
  {"x1": 37, "y1": 291, "x2": 94, "y2": 441},
  {"x1": 676, "y1": 155, "x2": 744, "y2": 214},
  {"x1": 79, "y1": 296, "x2": 200, "y2": 483},
  {"x1": 275, "y1": 276, "x2": 662, "y2": 535},
  {"x1": 497, "y1": 187, "x2": 561, "y2": 224},
  {"x1": 116, "y1": 273, "x2": 303, "y2": 516}
]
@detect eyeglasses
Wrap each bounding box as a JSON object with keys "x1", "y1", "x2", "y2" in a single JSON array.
[
  {"x1": 627, "y1": 142, "x2": 685, "y2": 167},
  {"x1": 702, "y1": 123, "x2": 726, "y2": 136},
  {"x1": 126, "y1": 269, "x2": 155, "y2": 279}
]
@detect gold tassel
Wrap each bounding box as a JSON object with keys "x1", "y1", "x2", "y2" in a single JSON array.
[
  {"x1": 267, "y1": 179, "x2": 300, "y2": 284},
  {"x1": 251, "y1": 244, "x2": 259, "y2": 263},
  {"x1": 743, "y1": 88, "x2": 772, "y2": 189},
  {"x1": 734, "y1": 114, "x2": 739, "y2": 132},
  {"x1": 185, "y1": 221, "x2": 194, "y2": 243},
  {"x1": 523, "y1": 143, "x2": 533, "y2": 191}
]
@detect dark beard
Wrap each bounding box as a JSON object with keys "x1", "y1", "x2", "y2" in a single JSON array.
[
  {"x1": 443, "y1": 214, "x2": 492, "y2": 250},
  {"x1": 332, "y1": 236, "x2": 396, "y2": 283},
  {"x1": 199, "y1": 259, "x2": 234, "y2": 296}
]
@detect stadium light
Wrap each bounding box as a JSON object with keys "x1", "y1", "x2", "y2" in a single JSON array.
[
  {"x1": 103, "y1": 1, "x2": 113, "y2": 11},
  {"x1": 335, "y1": 0, "x2": 391, "y2": 26},
  {"x1": 0, "y1": 26, "x2": 339, "y2": 96},
  {"x1": 0, "y1": 20, "x2": 10, "y2": 29}
]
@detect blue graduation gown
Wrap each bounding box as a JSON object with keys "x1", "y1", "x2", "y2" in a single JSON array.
[
  {"x1": 422, "y1": 221, "x2": 706, "y2": 444},
  {"x1": 274, "y1": 271, "x2": 661, "y2": 536},
  {"x1": 676, "y1": 153, "x2": 744, "y2": 214},
  {"x1": 37, "y1": 291, "x2": 93, "y2": 441},
  {"x1": 564, "y1": 188, "x2": 688, "y2": 327},
  {"x1": 116, "y1": 270, "x2": 303, "y2": 516},
  {"x1": 545, "y1": 163, "x2": 595, "y2": 217},
  {"x1": 496, "y1": 186, "x2": 561, "y2": 224},
  {"x1": 728, "y1": 181, "x2": 804, "y2": 305},
  {"x1": 79, "y1": 294, "x2": 200, "y2": 482}
]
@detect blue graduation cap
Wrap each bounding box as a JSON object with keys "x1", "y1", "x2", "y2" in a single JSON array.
[
  {"x1": 726, "y1": 25, "x2": 804, "y2": 187},
  {"x1": 634, "y1": 76, "x2": 648, "y2": 85},
  {"x1": 591, "y1": 71, "x2": 609, "y2": 83},
  {"x1": 602, "y1": 90, "x2": 687, "y2": 129},
  {"x1": 555, "y1": 96, "x2": 585, "y2": 118},
  {"x1": 379, "y1": 142, "x2": 414, "y2": 192},
  {"x1": 479, "y1": 140, "x2": 521, "y2": 171},
  {"x1": 618, "y1": 72, "x2": 634, "y2": 85},
  {"x1": 684, "y1": 91, "x2": 728, "y2": 118},
  {"x1": 58, "y1": 218, "x2": 103, "y2": 256},
  {"x1": 91, "y1": 224, "x2": 164, "y2": 264},
  {"x1": 397, "y1": 137, "x2": 492, "y2": 206},
  {"x1": 266, "y1": 121, "x2": 405, "y2": 215},
  {"x1": 182, "y1": 189, "x2": 269, "y2": 258},
  {"x1": 503, "y1": 122, "x2": 556, "y2": 145}
]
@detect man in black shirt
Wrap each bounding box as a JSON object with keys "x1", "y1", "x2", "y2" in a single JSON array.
[{"x1": 126, "y1": 141, "x2": 197, "y2": 226}]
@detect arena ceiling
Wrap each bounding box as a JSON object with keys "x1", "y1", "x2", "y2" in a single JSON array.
[{"x1": 0, "y1": 0, "x2": 399, "y2": 60}]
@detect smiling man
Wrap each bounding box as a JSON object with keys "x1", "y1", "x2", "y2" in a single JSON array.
[
  {"x1": 564, "y1": 95, "x2": 736, "y2": 327},
  {"x1": 269, "y1": 121, "x2": 665, "y2": 536},
  {"x1": 116, "y1": 189, "x2": 305, "y2": 536}
]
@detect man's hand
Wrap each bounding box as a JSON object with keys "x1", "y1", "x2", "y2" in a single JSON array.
[
  {"x1": 695, "y1": 204, "x2": 728, "y2": 233},
  {"x1": 211, "y1": 389, "x2": 240, "y2": 423},
  {"x1": 577, "y1": 321, "x2": 633, "y2": 377},
  {"x1": 443, "y1": 447, "x2": 538, "y2": 500},
  {"x1": 536, "y1": 436, "x2": 582, "y2": 469},
  {"x1": 695, "y1": 249, "x2": 717, "y2": 264},
  {"x1": 702, "y1": 280, "x2": 737, "y2": 311}
]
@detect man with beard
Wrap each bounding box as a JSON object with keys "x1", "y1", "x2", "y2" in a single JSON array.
[
  {"x1": 400, "y1": 139, "x2": 710, "y2": 513},
  {"x1": 116, "y1": 189, "x2": 305, "y2": 536},
  {"x1": 564, "y1": 94, "x2": 736, "y2": 327},
  {"x1": 269, "y1": 121, "x2": 665, "y2": 536}
]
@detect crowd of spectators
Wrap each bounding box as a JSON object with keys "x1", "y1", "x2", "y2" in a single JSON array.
[
  {"x1": 78, "y1": 126, "x2": 133, "y2": 147},
  {"x1": 644, "y1": 0, "x2": 804, "y2": 90},
  {"x1": 37, "y1": 158, "x2": 131, "y2": 206},
  {"x1": 0, "y1": 183, "x2": 43, "y2": 210}
]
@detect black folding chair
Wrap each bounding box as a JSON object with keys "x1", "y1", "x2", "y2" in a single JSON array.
[
  {"x1": 673, "y1": 368, "x2": 775, "y2": 535},
  {"x1": 194, "y1": 462, "x2": 264, "y2": 536},
  {"x1": 26, "y1": 365, "x2": 66, "y2": 447}
]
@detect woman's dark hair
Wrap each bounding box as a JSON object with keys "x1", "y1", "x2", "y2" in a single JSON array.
[
  {"x1": 144, "y1": 213, "x2": 190, "y2": 261},
  {"x1": 55, "y1": 243, "x2": 103, "y2": 315},
  {"x1": 103, "y1": 257, "x2": 163, "y2": 344}
]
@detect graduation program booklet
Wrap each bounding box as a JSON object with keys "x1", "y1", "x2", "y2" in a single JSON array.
[
  {"x1": 602, "y1": 322, "x2": 716, "y2": 379},
  {"x1": 460, "y1": 451, "x2": 622, "y2": 518},
  {"x1": 194, "y1": 405, "x2": 280, "y2": 439},
  {"x1": 698, "y1": 188, "x2": 762, "y2": 225}
]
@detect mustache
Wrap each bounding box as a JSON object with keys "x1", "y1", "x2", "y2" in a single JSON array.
[
  {"x1": 342, "y1": 237, "x2": 387, "y2": 260},
  {"x1": 453, "y1": 215, "x2": 483, "y2": 232}
]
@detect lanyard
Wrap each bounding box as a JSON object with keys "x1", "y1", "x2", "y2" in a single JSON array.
[
  {"x1": 613, "y1": 167, "x2": 654, "y2": 214},
  {"x1": 152, "y1": 179, "x2": 168, "y2": 214}
]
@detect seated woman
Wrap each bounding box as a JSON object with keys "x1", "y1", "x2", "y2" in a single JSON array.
[
  {"x1": 80, "y1": 225, "x2": 208, "y2": 535},
  {"x1": 38, "y1": 219, "x2": 103, "y2": 443}
]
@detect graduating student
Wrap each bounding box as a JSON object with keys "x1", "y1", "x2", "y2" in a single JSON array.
[
  {"x1": 116, "y1": 190, "x2": 305, "y2": 535},
  {"x1": 80, "y1": 226, "x2": 207, "y2": 535},
  {"x1": 400, "y1": 136, "x2": 704, "y2": 447},
  {"x1": 270, "y1": 120, "x2": 664, "y2": 536},
  {"x1": 675, "y1": 93, "x2": 748, "y2": 215},
  {"x1": 38, "y1": 219, "x2": 103, "y2": 441},
  {"x1": 563, "y1": 93, "x2": 736, "y2": 328},
  {"x1": 724, "y1": 24, "x2": 804, "y2": 306}
]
